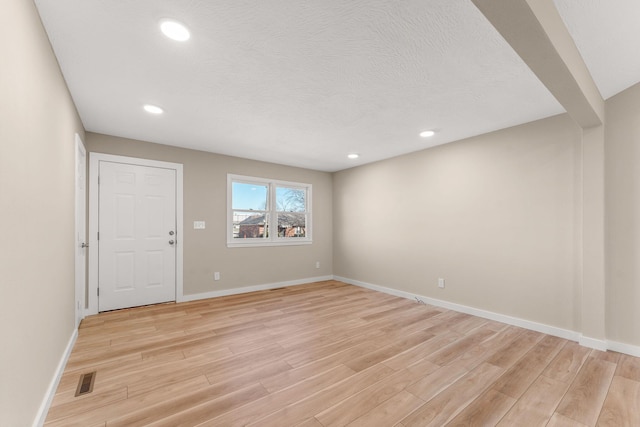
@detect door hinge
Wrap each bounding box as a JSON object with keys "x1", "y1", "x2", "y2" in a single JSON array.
[
  {"x1": 97, "y1": 231, "x2": 99, "y2": 240},
  {"x1": 97, "y1": 288, "x2": 99, "y2": 296},
  {"x1": 98, "y1": 175, "x2": 100, "y2": 185}
]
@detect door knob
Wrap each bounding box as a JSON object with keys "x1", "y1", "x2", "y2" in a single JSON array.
[
  {"x1": 81, "y1": 242, "x2": 89, "y2": 248},
  {"x1": 169, "y1": 231, "x2": 175, "y2": 235},
  {"x1": 169, "y1": 240, "x2": 175, "y2": 245}
]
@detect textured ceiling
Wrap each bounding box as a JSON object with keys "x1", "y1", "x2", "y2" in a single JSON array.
[{"x1": 34, "y1": 0, "x2": 638, "y2": 172}]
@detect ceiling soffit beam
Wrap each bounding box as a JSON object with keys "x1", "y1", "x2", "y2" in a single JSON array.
[{"x1": 471, "y1": 0, "x2": 604, "y2": 128}]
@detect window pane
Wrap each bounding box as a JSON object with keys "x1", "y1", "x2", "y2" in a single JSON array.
[
  {"x1": 232, "y1": 182, "x2": 268, "y2": 210},
  {"x1": 228, "y1": 174, "x2": 311, "y2": 246},
  {"x1": 276, "y1": 187, "x2": 306, "y2": 212},
  {"x1": 277, "y1": 213, "x2": 306, "y2": 238},
  {"x1": 233, "y1": 211, "x2": 268, "y2": 239}
]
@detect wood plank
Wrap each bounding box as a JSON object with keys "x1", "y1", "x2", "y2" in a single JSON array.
[
  {"x1": 344, "y1": 330, "x2": 435, "y2": 372},
  {"x1": 260, "y1": 342, "x2": 379, "y2": 393},
  {"x1": 446, "y1": 389, "x2": 516, "y2": 426},
  {"x1": 64, "y1": 349, "x2": 228, "y2": 398},
  {"x1": 406, "y1": 358, "x2": 443, "y2": 378},
  {"x1": 382, "y1": 331, "x2": 460, "y2": 371},
  {"x1": 596, "y1": 376, "x2": 640, "y2": 427},
  {"x1": 361, "y1": 304, "x2": 418, "y2": 321},
  {"x1": 426, "y1": 325, "x2": 497, "y2": 366},
  {"x1": 615, "y1": 354, "x2": 640, "y2": 382},
  {"x1": 205, "y1": 359, "x2": 292, "y2": 398},
  {"x1": 547, "y1": 413, "x2": 590, "y2": 427},
  {"x1": 543, "y1": 341, "x2": 591, "y2": 384},
  {"x1": 590, "y1": 349, "x2": 622, "y2": 364},
  {"x1": 64, "y1": 351, "x2": 143, "y2": 373},
  {"x1": 293, "y1": 417, "x2": 324, "y2": 427},
  {"x1": 491, "y1": 335, "x2": 565, "y2": 399},
  {"x1": 45, "y1": 376, "x2": 212, "y2": 427},
  {"x1": 126, "y1": 343, "x2": 285, "y2": 398},
  {"x1": 498, "y1": 375, "x2": 569, "y2": 426},
  {"x1": 45, "y1": 386, "x2": 128, "y2": 423},
  {"x1": 405, "y1": 360, "x2": 469, "y2": 402},
  {"x1": 204, "y1": 364, "x2": 358, "y2": 427},
  {"x1": 241, "y1": 364, "x2": 395, "y2": 427},
  {"x1": 555, "y1": 357, "x2": 617, "y2": 426},
  {"x1": 379, "y1": 306, "x2": 442, "y2": 332},
  {"x1": 485, "y1": 329, "x2": 544, "y2": 368},
  {"x1": 400, "y1": 362, "x2": 504, "y2": 426},
  {"x1": 448, "y1": 314, "x2": 489, "y2": 335},
  {"x1": 108, "y1": 383, "x2": 268, "y2": 427},
  {"x1": 422, "y1": 312, "x2": 474, "y2": 336},
  {"x1": 283, "y1": 329, "x2": 387, "y2": 368},
  {"x1": 315, "y1": 369, "x2": 417, "y2": 427},
  {"x1": 345, "y1": 390, "x2": 424, "y2": 427},
  {"x1": 449, "y1": 325, "x2": 524, "y2": 371}
]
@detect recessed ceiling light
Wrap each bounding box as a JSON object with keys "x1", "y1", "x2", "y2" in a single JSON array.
[
  {"x1": 420, "y1": 130, "x2": 435, "y2": 138},
  {"x1": 160, "y1": 20, "x2": 190, "y2": 41},
  {"x1": 347, "y1": 153, "x2": 359, "y2": 159},
  {"x1": 143, "y1": 104, "x2": 164, "y2": 114}
]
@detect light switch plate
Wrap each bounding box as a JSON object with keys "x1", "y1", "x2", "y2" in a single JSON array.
[{"x1": 193, "y1": 221, "x2": 205, "y2": 229}]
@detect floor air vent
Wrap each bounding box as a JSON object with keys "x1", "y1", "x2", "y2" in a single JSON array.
[{"x1": 75, "y1": 371, "x2": 96, "y2": 397}]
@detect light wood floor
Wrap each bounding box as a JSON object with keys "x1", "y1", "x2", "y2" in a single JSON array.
[{"x1": 45, "y1": 280, "x2": 640, "y2": 426}]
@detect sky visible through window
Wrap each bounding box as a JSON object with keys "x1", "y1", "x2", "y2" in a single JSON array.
[
  {"x1": 232, "y1": 182, "x2": 267, "y2": 210},
  {"x1": 233, "y1": 182, "x2": 306, "y2": 212}
]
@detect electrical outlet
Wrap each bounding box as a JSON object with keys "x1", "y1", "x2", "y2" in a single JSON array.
[
  {"x1": 194, "y1": 221, "x2": 206, "y2": 229},
  {"x1": 438, "y1": 278, "x2": 445, "y2": 288},
  {"x1": 214, "y1": 272, "x2": 220, "y2": 281},
  {"x1": 315, "y1": 261, "x2": 320, "y2": 269}
]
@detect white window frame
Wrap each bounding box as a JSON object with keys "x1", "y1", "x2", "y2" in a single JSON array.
[{"x1": 227, "y1": 174, "x2": 312, "y2": 247}]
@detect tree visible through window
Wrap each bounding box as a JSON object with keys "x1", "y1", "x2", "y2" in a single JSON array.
[
  {"x1": 276, "y1": 187, "x2": 306, "y2": 238},
  {"x1": 228, "y1": 175, "x2": 312, "y2": 246}
]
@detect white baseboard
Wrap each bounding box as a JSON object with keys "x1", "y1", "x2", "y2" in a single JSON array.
[
  {"x1": 33, "y1": 328, "x2": 78, "y2": 427},
  {"x1": 335, "y1": 275, "x2": 583, "y2": 343},
  {"x1": 608, "y1": 340, "x2": 640, "y2": 357},
  {"x1": 579, "y1": 336, "x2": 608, "y2": 352},
  {"x1": 179, "y1": 275, "x2": 334, "y2": 303}
]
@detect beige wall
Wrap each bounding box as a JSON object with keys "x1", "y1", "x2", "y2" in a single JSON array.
[
  {"x1": 86, "y1": 133, "x2": 333, "y2": 296},
  {"x1": 605, "y1": 82, "x2": 640, "y2": 346},
  {"x1": 334, "y1": 114, "x2": 583, "y2": 331},
  {"x1": 0, "y1": 1, "x2": 85, "y2": 425}
]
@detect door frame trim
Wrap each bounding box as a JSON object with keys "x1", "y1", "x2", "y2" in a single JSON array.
[
  {"x1": 88, "y1": 153, "x2": 184, "y2": 315},
  {"x1": 74, "y1": 134, "x2": 87, "y2": 326}
]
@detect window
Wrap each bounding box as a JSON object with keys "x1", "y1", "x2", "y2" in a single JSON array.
[{"x1": 228, "y1": 174, "x2": 312, "y2": 247}]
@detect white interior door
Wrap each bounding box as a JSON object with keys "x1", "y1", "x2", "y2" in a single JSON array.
[
  {"x1": 98, "y1": 161, "x2": 177, "y2": 312},
  {"x1": 74, "y1": 134, "x2": 87, "y2": 327}
]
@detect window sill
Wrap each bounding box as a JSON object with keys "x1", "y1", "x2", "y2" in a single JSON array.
[{"x1": 227, "y1": 240, "x2": 312, "y2": 248}]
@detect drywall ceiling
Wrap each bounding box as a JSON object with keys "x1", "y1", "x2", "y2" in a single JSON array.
[
  {"x1": 34, "y1": 0, "x2": 639, "y2": 172},
  {"x1": 554, "y1": 0, "x2": 640, "y2": 101}
]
